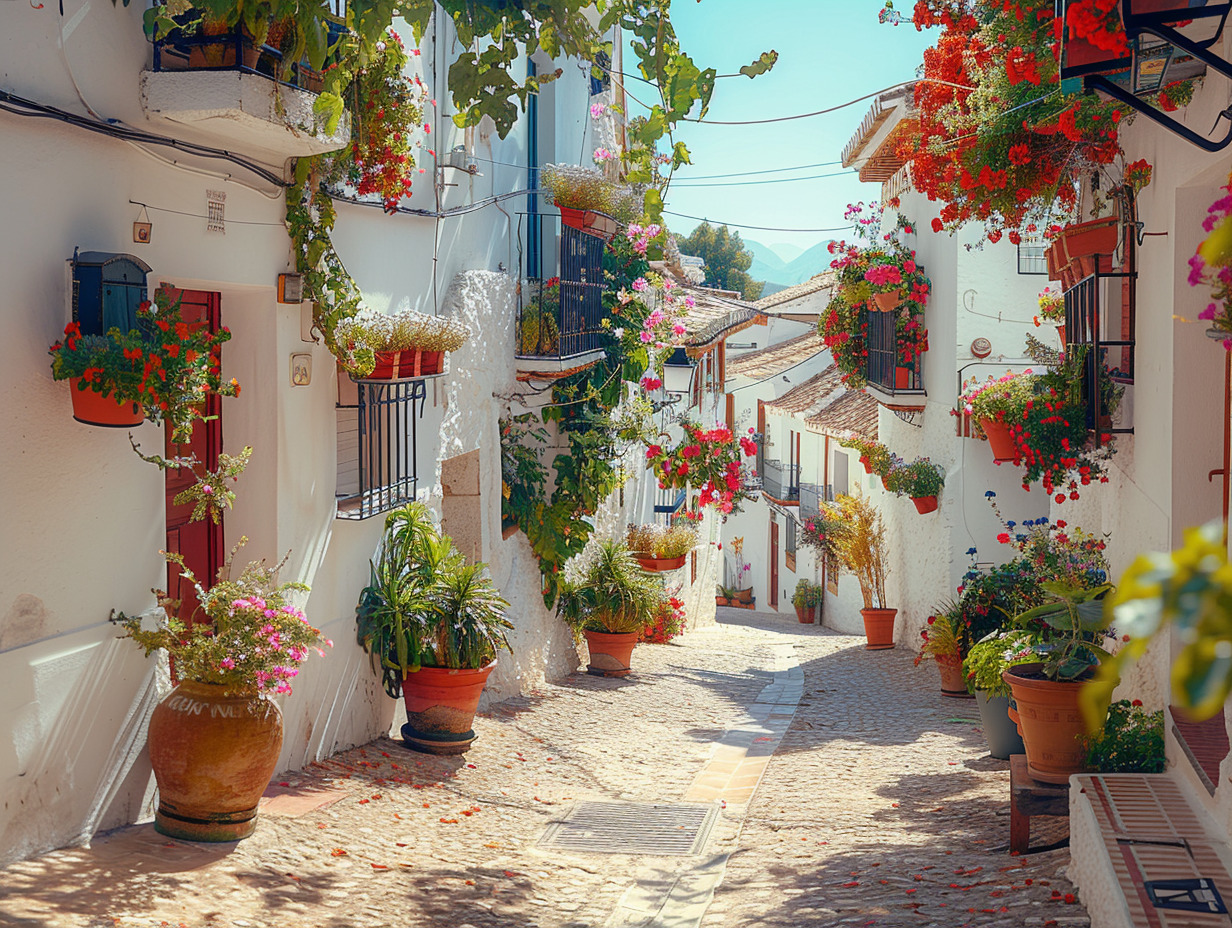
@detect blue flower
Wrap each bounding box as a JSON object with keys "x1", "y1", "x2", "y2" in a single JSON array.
[
  {"x1": 966, "y1": 547, "x2": 977, "y2": 556},
  {"x1": 985, "y1": 491, "x2": 996, "y2": 498},
  {"x1": 1006, "y1": 520, "x2": 1016, "y2": 528}
]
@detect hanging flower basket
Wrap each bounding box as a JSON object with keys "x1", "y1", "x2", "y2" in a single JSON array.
[
  {"x1": 632, "y1": 554, "x2": 687, "y2": 572},
  {"x1": 365, "y1": 348, "x2": 444, "y2": 380},
  {"x1": 871, "y1": 289, "x2": 904, "y2": 312},
  {"x1": 69, "y1": 378, "x2": 146, "y2": 428},
  {"x1": 977, "y1": 418, "x2": 1019, "y2": 463},
  {"x1": 911, "y1": 495, "x2": 938, "y2": 515}
]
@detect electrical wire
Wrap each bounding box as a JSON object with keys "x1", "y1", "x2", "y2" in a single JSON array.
[
  {"x1": 671, "y1": 169, "x2": 854, "y2": 189},
  {"x1": 664, "y1": 211, "x2": 849, "y2": 234},
  {"x1": 127, "y1": 199, "x2": 288, "y2": 226}
]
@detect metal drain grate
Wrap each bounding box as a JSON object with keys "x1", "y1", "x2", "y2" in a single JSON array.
[{"x1": 539, "y1": 801, "x2": 720, "y2": 856}]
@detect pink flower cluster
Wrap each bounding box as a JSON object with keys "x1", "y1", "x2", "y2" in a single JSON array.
[{"x1": 625, "y1": 222, "x2": 663, "y2": 256}]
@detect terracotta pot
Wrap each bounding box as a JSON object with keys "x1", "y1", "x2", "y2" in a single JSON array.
[
  {"x1": 1002, "y1": 663, "x2": 1096, "y2": 784},
  {"x1": 859, "y1": 456, "x2": 873, "y2": 475},
  {"x1": 861, "y1": 607, "x2": 896, "y2": 650},
  {"x1": 794, "y1": 604, "x2": 816, "y2": 624},
  {"x1": 557, "y1": 206, "x2": 617, "y2": 241},
  {"x1": 584, "y1": 630, "x2": 638, "y2": 677},
  {"x1": 894, "y1": 366, "x2": 912, "y2": 390},
  {"x1": 911, "y1": 495, "x2": 938, "y2": 515},
  {"x1": 975, "y1": 690, "x2": 1025, "y2": 760},
  {"x1": 148, "y1": 681, "x2": 284, "y2": 842},
  {"x1": 976, "y1": 418, "x2": 1019, "y2": 463},
  {"x1": 715, "y1": 597, "x2": 729, "y2": 606},
  {"x1": 936, "y1": 657, "x2": 972, "y2": 698},
  {"x1": 1055, "y1": 217, "x2": 1119, "y2": 267},
  {"x1": 364, "y1": 348, "x2": 443, "y2": 380},
  {"x1": 1055, "y1": 323, "x2": 1067, "y2": 347},
  {"x1": 69, "y1": 378, "x2": 145, "y2": 428},
  {"x1": 871, "y1": 290, "x2": 903, "y2": 313},
  {"x1": 188, "y1": 25, "x2": 262, "y2": 70},
  {"x1": 401, "y1": 661, "x2": 496, "y2": 755},
  {"x1": 633, "y1": 553, "x2": 688, "y2": 572},
  {"x1": 733, "y1": 587, "x2": 754, "y2": 605}
]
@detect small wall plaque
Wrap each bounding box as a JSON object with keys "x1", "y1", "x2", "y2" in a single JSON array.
[{"x1": 291, "y1": 353, "x2": 312, "y2": 387}]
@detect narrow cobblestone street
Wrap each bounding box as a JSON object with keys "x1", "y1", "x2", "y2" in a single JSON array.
[{"x1": 0, "y1": 611, "x2": 1085, "y2": 928}]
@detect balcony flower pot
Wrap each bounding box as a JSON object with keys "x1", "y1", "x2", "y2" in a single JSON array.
[
  {"x1": 188, "y1": 24, "x2": 263, "y2": 70},
  {"x1": 894, "y1": 366, "x2": 912, "y2": 390},
  {"x1": 632, "y1": 554, "x2": 687, "y2": 572},
  {"x1": 974, "y1": 690, "x2": 1025, "y2": 760},
  {"x1": 859, "y1": 456, "x2": 873, "y2": 475},
  {"x1": 148, "y1": 681, "x2": 283, "y2": 841},
  {"x1": 1056, "y1": 323, "x2": 1066, "y2": 347},
  {"x1": 400, "y1": 661, "x2": 496, "y2": 755},
  {"x1": 976, "y1": 418, "x2": 1019, "y2": 462},
  {"x1": 715, "y1": 596, "x2": 729, "y2": 606},
  {"x1": 733, "y1": 587, "x2": 754, "y2": 605},
  {"x1": 69, "y1": 378, "x2": 145, "y2": 428},
  {"x1": 936, "y1": 656, "x2": 972, "y2": 698},
  {"x1": 364, "y1": 348, "x2": 444, "y2": 380},
  {"x1": 861, "y1": 607, "x2": 896, "y2": 650},
  {"x1": 794, "y1": 604, "x2": 816, "y2": 624},
  {"x1": 583, "y1": 630, "x2": 638, "y2": 677},
  {"x1": 911, "y1": 495, "x2": 938, "y2": 515},
  {"x1": 871, "y1": 289, "x2": 903, "y2": 313},
  {"x1": 558, "y1": 206, "x2": 619, "y2": 243},
  {"x1": 1002, "y1": 663, "x2": 1092, "y2": 785}
]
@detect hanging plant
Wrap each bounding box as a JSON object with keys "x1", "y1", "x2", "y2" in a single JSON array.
[
  {"x1": 1189, "y1": 169, "x2": 1232, "y2": 348},
  {"x1": 645, "y1": 421, "x2": 758, "y2": 517}
]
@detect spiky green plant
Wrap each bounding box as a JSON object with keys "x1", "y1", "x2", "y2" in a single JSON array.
[{"x1": 559, "y1": 537, "x2": 666, "y2": 637}]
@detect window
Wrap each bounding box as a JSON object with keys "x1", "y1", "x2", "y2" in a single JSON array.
[
  {"x1": 71, "y1": 251, "x2": 150, "y2": 336},
  {"x1": 785, "y1": 517, "x2": 797, "y2": 572},
  {"x1": 336, "y1": 378, "x2": 426, "y2": 520},
  {"x1": 517, "y1": 224, "x2": 606, "y2": 360},
  {"x1": 833, "y1": 450, "x2": 849, "y2": 497},
  {"x1": 1064, "y1": 265, "x2": 1135, "y2": 444},
  {"x1": 865, "y1": 309, "x2": 922, "y2": 395},
  {"x1": 1017, "y1": 237, "x2": 1049, "y2": 275}
]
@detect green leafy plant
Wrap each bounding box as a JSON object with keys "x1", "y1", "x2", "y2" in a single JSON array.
[
  {"x1": 962, "y1": 630, "x2": 1039, "y2": 697},
  {"x1": 355, "y1": 503, "x2": 512, "y2": 698},
  {"x1": 1012, "y1": 581, "x2": 1114, "y2": 682},
  {"x1": 1084, "y1": 699, "x2": 1165, "y2": 774},
  {"x1": 626, "y1": 522, "x2": 697, "y2": 560},
  {"x1": 840, "y1": 436, "x2": 892, "y2": 477},
  {"x1": 118, "y1": 538, "x2": 325, "y2": 696},
  {"x1": 558, "y1": 537, "x2": 665, "y2": 637},
  {"x1": 916, "y1": 600, "x2": 962, "y2": 668},
  {"x1": 791, "y1": 579, "x2": 823, "y2": 609},
  {"x1": 884, "y1": 457, "x2": 944, "y2": 499},
  {"x1": 958, "y1": 369, "x2": 1037, "y2": 424}
]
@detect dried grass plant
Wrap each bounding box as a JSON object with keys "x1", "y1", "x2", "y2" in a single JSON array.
[{"x1": 822, "y1": 493, "x2": 888, "y2": 609}]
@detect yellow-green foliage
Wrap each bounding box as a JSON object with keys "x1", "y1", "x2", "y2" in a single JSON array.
[{"x1": 820, "y1": 493, "x2": 888, "y2": 609}]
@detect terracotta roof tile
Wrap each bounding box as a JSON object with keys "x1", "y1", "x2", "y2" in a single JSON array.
[
  {"x1": 805, "y1": 389, "x2": 879, "y2": 441},
  {"x1": 764, "y1": 365, "x2": 846, "y2": 416},
  {"x1": 727, "y1": 332, "x2": 826, "y2": 379}
]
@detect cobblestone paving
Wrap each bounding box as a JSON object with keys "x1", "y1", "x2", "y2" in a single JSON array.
[{"x1": 0, "y1": 612, "x2": 1087, "y2": 928}]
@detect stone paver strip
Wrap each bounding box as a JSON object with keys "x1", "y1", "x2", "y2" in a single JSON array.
[{"x1": 0, "y1": 610, "x2": 1090, "y2": 928}]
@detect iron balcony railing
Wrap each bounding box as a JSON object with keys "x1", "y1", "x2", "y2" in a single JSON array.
[
  {"x1": 761, "y1": 458, "x2": 800, "y2": 503},
  {"x1": 516, "y1": 225, "x2": 607, "y2": 361},
  {"x1": 1063, "y1": 267, "x2": 1136, "y2": 446},
  {"x1": 865, "y1": 308, "x2": 923, "y2": 395},
  {"x1": 152, "y1": 21, "x2": 346, "y2": 92},
  {"x1": 799, "y1": 483, "x2": 835, "y2": 521},
  {"x1": 336, "y1": 379, "x2": 425, "y2": 520}
]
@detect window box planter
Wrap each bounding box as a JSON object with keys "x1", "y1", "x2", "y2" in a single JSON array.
[
  {"x1": 69, "y1": 378, "x2": 145, "y2": 428},
  {"x1": 558, "y1": 206, "x2": 620, "y2": 243},
  {"x1": 361, "y1": 348, "x2": 444, "y2": 381},
  {"x1": 1047, "y1": 218, "x2": 1119, "y2": 289},
  {"x1": 632, "y1": 554, "x2": 687, "y2": 572}
]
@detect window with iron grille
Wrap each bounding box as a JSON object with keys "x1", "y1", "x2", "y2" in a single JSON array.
[
  {"x1": 517, "y1": 225, "x2": 606, "y2": 360},
  {"x1": 1063, "y1": 266, "x2": 1135, "y2": 446},
  {"x1": 865, "y1": 309, "x2": 922, "y2": 393},
  {"x1": 336, "y1": 378, "x2": 426, "y2": 520},
  {"x1": 1017, "y1": 239, "x2": 1049, "y2": 275}
]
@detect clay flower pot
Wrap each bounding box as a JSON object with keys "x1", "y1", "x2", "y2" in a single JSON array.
[
  {"x1": 976, "y1": 418, "x2": 1019, "y2": 463},
  {"x1": 794, "y1": 604, "x2": 816, "y2": 624},
  {"x1": 911, "y1": 495, "x2": 938, "y2": 515},
  {"x1": 147, "y1": 681, "x2": 284, "y2": 842},
  {"x1": 715, "y1": 596, "x2": 729, "y2": 606},
  {"x1": 861, "y1": 607, "x2": 897, "y2": 650},
  {"x1": 859, "y1": 456, "x2": 873, "y2": 475},
  {"x1": 936, "y1": 657, "x2": 973, "y2": 698},
  {"x1": 558, "y1": 206, "x2": 618, "y2": 242},
  {"x1": 871, "y1": 290, "x2": 902, "y2": 312},
  {"x1": 69, "y1": 378, "x2": 144, "y2": 428},
  {"x1": 401, "y1": 661, "x2": 496, "y2": 755},
  {"x1": 1003, "y1": 663, "x2": 1095, "y2": 784},
  {"x1": 733, "y1": 588, "x2": 754, "y2": 605},
  {"x1": 584, "y1": 630, "x2": 639, "y2": 677},
  {"x1": 364, "y1": 348, "x2": 443, "y2": 380},
  {"x1": 632, "y1": 554, "x2": 688, "y2": 572}
]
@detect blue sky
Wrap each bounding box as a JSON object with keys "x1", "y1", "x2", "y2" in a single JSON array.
[{"x1": 636, "y1": 0, "x2": 936, "y2": 252}]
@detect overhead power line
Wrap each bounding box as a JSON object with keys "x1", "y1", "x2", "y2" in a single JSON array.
[
  {"x1": 672, "y1": 169, "x2": 854, "y2": 189},
  {"x1": 664, "y1": 211, "x2": 848, "y2": 234}
]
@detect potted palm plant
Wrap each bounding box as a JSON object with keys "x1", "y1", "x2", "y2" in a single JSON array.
[
  {"x1": 821, "y1": 493, "x2": 894, "y2": 649},
  {"x1": 626, "y1": 521, "x2": 697, "y2": 572},
  {"x1": 334, "y1": 308, "x2": 472, "y2": 380},
  {"x1": 1003, "y1": 582, "x2": 1115, "y2": 784},
  {"x1": 791, "y1": 579, "x2": 823, "y2": 624},
  {"x1": 355, "y1": 503, "x2": 512, "y2": 754},
  {"x1": 559, "y1": 537, "x2": 665, "y2": 677},
  {"x1": 117, "y1": 540, "x2": 328, "y2": 841}
]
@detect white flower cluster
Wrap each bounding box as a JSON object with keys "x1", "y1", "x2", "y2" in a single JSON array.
[{"x1": 336, "y1": 308, "x2": 472, "y2": 353}]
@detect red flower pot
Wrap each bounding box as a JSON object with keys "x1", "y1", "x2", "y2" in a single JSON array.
[
  {"x1": 365, "y1": 348, "x2": 444, "y2": 380},
  {"x1": 911, "y1": 495, "x2": 938, "y2": 514},
  {"x1": 894, "y1": 366, "x2": 912, "y2": 390},
  {"x1": 400, "y1": 662, "x2": 496, "y2": 755},
  {"x1": 871, "y1": 289, "x2": 903, "y2": 313},
  {"x1": 584, "y1": 630, "x2": 638, "y2": 677},
  {"x1": 794, "y1": 604, "x2": 816, "y2": 624},
  {"x1": 1055, "y1": 323, "x2": 1067, "y2": 347},
  {"x1": 976, "y1": 418, "x2": 1019, "y2": 463},
  {"x1": 936, "y1": 656, "x2": 972, "y2": 698},
  {"x1": 861, "y1": 607, "x2": 896, "y2": 650},
  {"x1": 69, "y1": 378, "x2": 145, "y2": 428},
  {"x1": 633, "y1": 554, "x2": 688, "y2": 572},
  {"x1": 859, "y1": 456, "x2": 873, "y2": 475},
  {"x1": 558, "y1": 206, "x2": 618, "y2": 242},
  {"x1": 1003, "y1": 663, "x2": 1098, "y2": 785}
]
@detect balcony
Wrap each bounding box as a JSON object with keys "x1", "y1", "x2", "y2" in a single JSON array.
[
  {"x1": 515, "y1": 225, "x2": 608, "y2": 379},
  {"x1": 654, "y1": 486, "x2": 687, "y2": 525},
  {"x1": 863, "y1": 309, "x2": 926, "y2": 411},
  {"x1": 799, "y1": 482, "x2": 833, "y2": 521},
  {"x1": 761, "y1": 459, "x2": 800, "y2": 506},
  {"x1": 141, "y1": 26, "x2": 350, "y2": 167},
  {"x1": 1063, "y1": 267, "x2": 1136, "y2": 445}
]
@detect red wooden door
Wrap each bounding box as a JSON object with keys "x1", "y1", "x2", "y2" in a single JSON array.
[
  {"x1": 161, "y1": 287, "x2": 224, "y2": 625},
  {"x1": 769, "y1": 521, "x2": 779, "y2": 609}
]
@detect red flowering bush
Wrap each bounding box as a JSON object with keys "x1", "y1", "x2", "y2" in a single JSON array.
[
  {"x1": 645, "y1": 421, "x2": 758, "y2": 516},
  {"x1": 49, "y1": 289, "x2": 239, "y2": 442},
  {"x1": 640, "y1": 595, "x2": 687, "y2": 644},
  {"x1": 904, "y1": 0, "x2": 1125, "y2": 240}
]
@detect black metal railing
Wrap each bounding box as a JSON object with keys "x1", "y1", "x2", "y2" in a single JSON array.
[
  {"x1": 336, "y1": 379, "x2": 425, "y2": 520},
  {"x1": 761, "y1": 458, "x2": 800, "y2": 503},
  {"x1": 1064, "y1": 267, "x2": 1136, "y2": 446},
  {"x1": 865, "y1": 308, "x2": 923, "y2": 394},
  {"x1": 516, "y1": 225, "x2": 607, "y2": 360},
  {"x1": 152, "y1": 21, "x2": 346, "y2": 92}
]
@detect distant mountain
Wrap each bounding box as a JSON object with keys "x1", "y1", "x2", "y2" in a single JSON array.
[{"x1": 745, "y1": 239, "x2": 834, "y2": 292}]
